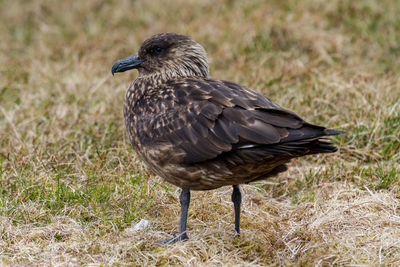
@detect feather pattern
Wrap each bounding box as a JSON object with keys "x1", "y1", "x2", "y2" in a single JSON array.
[{"x1": 125, "y1": 77, "x2": 343, "y2": 189}]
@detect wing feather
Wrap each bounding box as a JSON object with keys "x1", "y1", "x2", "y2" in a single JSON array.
[{"x1": 135, "y1": 78, "x2": 332, "y2": 164}]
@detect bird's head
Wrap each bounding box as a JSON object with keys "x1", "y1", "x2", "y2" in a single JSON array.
[{"x1": 111, "y1": 33, "x2": 209, "y2": 79}]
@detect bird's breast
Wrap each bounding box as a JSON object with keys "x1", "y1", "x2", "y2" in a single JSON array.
[{"x1": 123, "y1": 78, "x2": 176, "y2": 148}]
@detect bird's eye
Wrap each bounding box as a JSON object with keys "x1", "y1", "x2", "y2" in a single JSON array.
[{"x1": 150, "y1": 47, "x2": 163, "y2": 54}]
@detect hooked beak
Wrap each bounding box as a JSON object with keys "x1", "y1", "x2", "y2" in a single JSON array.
[{"x1": 111, "y1": 54, "x2": 145, "y2": 75}]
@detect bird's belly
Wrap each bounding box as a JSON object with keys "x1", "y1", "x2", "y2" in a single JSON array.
[{"x1": 135, "y1": 150, "x2": 290, "y2": 190}]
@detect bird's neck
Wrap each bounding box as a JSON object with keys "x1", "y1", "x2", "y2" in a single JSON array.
[{"x1": 138, "y1": 68, "x2": 208, "y2": 84}]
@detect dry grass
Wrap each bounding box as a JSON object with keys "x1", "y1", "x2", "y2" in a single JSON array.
[{"x1": 1, "y1": 0, "x2": 400, "y2": 265}]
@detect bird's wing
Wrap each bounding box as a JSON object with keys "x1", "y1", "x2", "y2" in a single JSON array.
[{"x1": 135, "y1": 78, "x2": 327, "y2": 164}]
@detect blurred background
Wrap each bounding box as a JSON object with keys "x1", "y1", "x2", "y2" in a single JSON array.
[{"x1": 1, "y1": 0, "x2": 399, "y2": 265}]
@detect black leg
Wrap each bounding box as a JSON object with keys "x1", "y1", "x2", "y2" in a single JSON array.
[
  {"x1": 178, "y1": 188, "x2": 190, "y2": 240},
  {"x1": 159, "y1": 188, "x2": 191, "y2": 244},
  {"x1": 231, "y1": 185, "x2": 242, "y2": 235}
]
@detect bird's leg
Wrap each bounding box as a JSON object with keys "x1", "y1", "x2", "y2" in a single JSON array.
[
  {"x1": 231, "y1": 185, "x2": 242, "y2": 235},
  {"x1": 158, "y1": 188, "x2": 190, "y2": 244},
  {"x1": 178, "y1": 188, "x2": 190, "y2": 240}
]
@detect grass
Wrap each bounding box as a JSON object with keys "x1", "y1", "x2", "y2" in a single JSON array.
[{"x1": 1, "y1": 0, "x2": 400, "y2": 265}]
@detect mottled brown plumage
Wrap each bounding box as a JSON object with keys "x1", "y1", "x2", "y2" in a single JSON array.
[{"x1": 112, "y1": 32, "x2": 345, "y2": 243}]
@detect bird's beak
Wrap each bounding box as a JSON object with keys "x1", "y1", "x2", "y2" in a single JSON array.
[{"x1": 111, "y1": 54, "x2": 145, "y2": 75}]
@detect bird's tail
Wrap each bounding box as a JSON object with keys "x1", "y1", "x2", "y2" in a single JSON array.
[
  {"x1": 272, "y1": 128, "x2": 346, "y2": 156},
  {"x1": 306, "y1": 139, "x2": 339, "y2": 154},
  {"x1": 306, "y1": 129, "x2": 346, "y2": 154},
  {"x1": 323, "y1": 129, "x2": 348, "y2": 136}
]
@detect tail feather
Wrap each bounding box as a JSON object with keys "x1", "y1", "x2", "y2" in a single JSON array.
[
  {"x1": 307, "y1": 139, "x2": 338, "y2": 154},
  {"x1": 233, "y1": 127, "x2": 346, "y2": 159},
  {"x1": 324, "y1": 129, "x2": 348, "y2": 136}
]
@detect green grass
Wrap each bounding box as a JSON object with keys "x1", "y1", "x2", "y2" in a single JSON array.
[{"x1": 1, "y1": 0, "x2": 400, "y2": 265}]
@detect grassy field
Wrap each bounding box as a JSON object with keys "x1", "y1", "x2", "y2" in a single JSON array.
[{"x1": 1, "y1": 0, "x2": 400, "y2": 265}]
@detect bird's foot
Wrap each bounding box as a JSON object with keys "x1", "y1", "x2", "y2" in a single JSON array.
[{"x1": 158, "y1": 232, "x2": 189, "y2": 245}]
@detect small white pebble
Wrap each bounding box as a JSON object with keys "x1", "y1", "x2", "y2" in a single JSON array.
[{"x1": 126, "y1": 219, "x2": 150, "y2": 233}]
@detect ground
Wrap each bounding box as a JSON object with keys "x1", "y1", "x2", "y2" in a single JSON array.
[{"x1": 1, "y1": 0, "x2": 399, "y2": 265}]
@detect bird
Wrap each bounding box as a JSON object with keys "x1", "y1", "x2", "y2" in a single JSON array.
[{"x1": 111, "y1": 32, "x2": 345, "y2": 244}]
